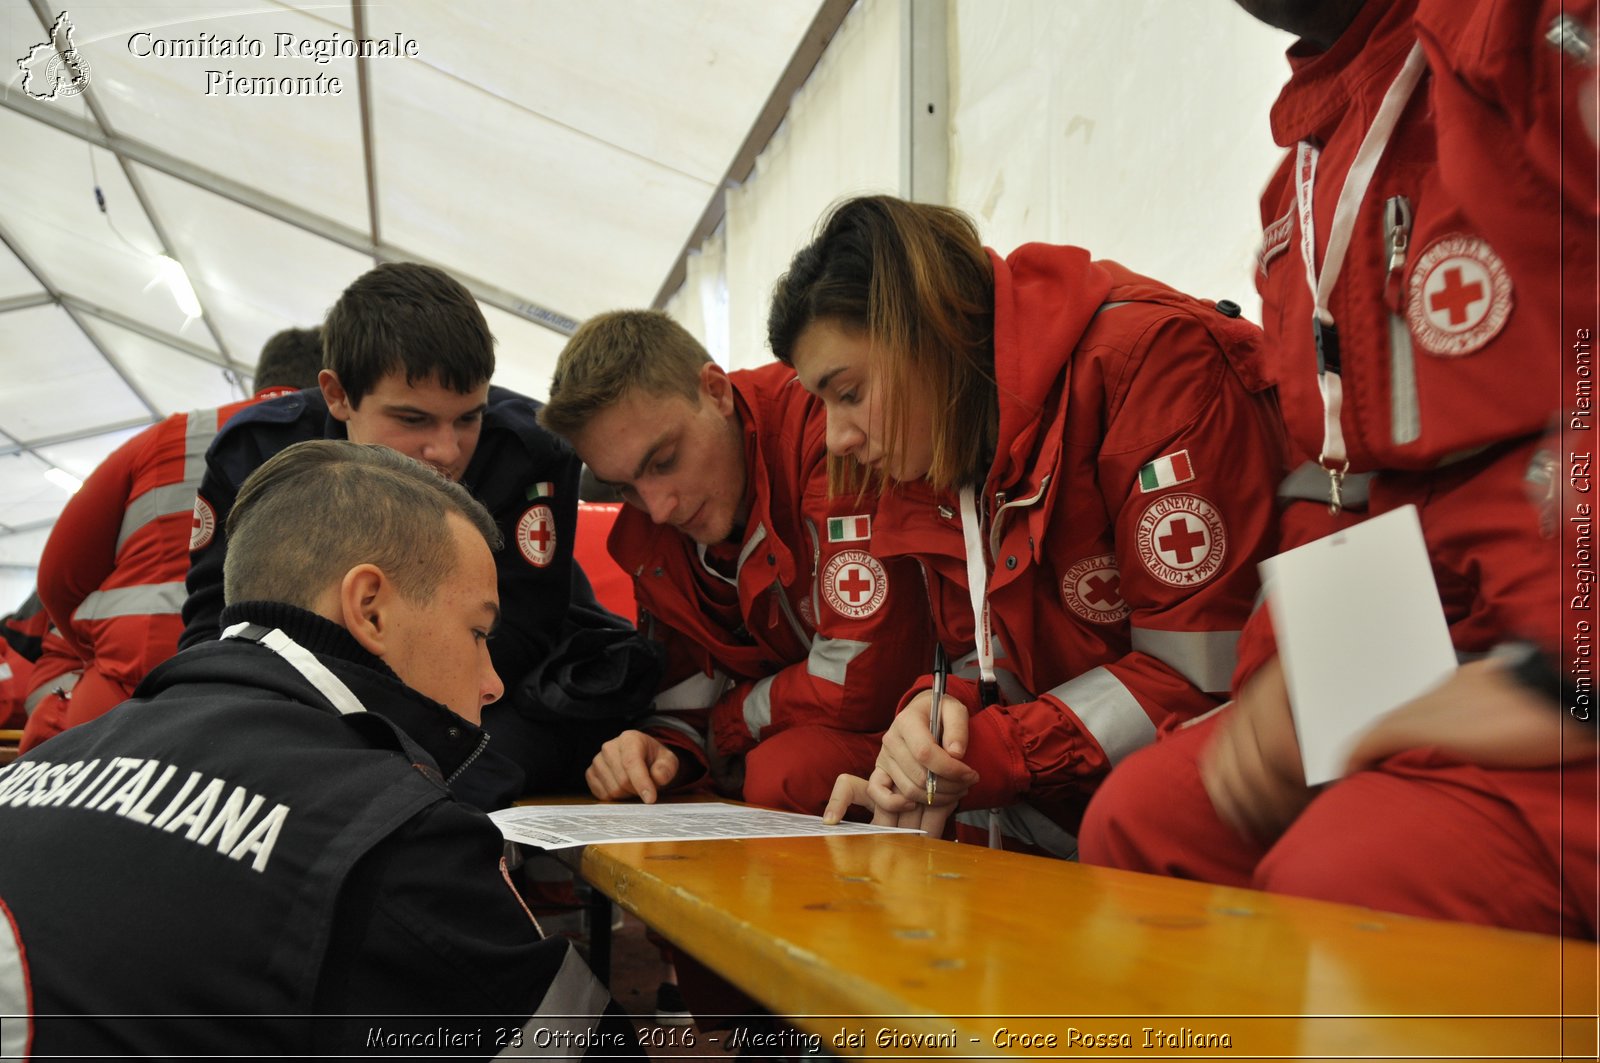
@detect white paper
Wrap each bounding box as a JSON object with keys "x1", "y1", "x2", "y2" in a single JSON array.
[
  {"x1": 1261, "y1": 504, "x2": 1456, "y2": 785},
  {"x1": 489, "y1": 801, "x2": 925, "y2": 850}
]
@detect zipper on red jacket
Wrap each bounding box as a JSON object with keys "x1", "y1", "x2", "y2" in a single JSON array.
[
  {"x1": 987, "y1": 478, "x2": 1051, "y2": 564},
  {"x1": 1382, "y1": 194, "x2": 1419, "y2": 445},
  {"x1": 805, "y1": 519, "x2": 822, "y2": 630}
]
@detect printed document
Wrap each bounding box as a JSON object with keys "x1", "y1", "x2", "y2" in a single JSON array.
[{"x1": 491, "y1": 801, "x2": 924, "y2": 850}]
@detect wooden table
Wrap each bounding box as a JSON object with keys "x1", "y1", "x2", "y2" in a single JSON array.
[{"x1": 575, "y1": 830, "x2": 1597, "y2": 1059}]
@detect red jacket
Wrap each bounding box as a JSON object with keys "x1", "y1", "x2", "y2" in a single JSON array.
[
  {"x1": 872, "y1": 246, "x2": 1284, "y2": 823},
  {"x1": 574, "y1": 502, "x2": 634, "y2": 620},
  {"x1": 30, "y1": 387, "x2": 296, "y2": 741},
  {"x1": 16, "y1": 627, "x2": 81, "y2": 753},
  {"x1": 611, "y1": 362, "x2": 933, "y2": 776},
  {"x1": 1235, "y1": 0, "x2": 1597, "y2": 683},
  {"x1": 1251, "y1": 0, "x2": 1591, "y2": 474}
]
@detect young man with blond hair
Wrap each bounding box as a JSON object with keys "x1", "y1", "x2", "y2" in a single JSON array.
[{"x1": 541, "y1": 310, "x2": 933, "y2": 814}]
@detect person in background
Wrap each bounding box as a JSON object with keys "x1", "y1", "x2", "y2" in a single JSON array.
[
  {"x1": 779, "y1": 195, "x2": 1284, "y2": 856},
  {"x1": 22, "y1": 327, "x2": 322, "y2": 752},
  {"x1": 540, "y1": 310, "x2": 934, "y2": 815},
  {"x1": 1077, "y1": 0, "x2": 1598, "y2": 938},
  {"x1": 0, "y1": 634, "x2": 30, "y2": 730},
  {"x1": 0, "y1": 440, "x2": 639, "y2": 1058},
  {"x1": 180, "y1": 263, "x2": 660, "y2": 809},
  {"x1": 0, "y1": 591, "x2": 47, "y2": 663}
]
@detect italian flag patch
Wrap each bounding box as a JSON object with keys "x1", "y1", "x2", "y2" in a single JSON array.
[
  {"x1": 827, "y1": 514, "x2": 872, "y2": 542},
  {"x1": 1137, "y1": 450, "x2": 1194, "y2": 493},
  {"x1": 525, "y1": 480, "x2": 555, "y2": 501}
]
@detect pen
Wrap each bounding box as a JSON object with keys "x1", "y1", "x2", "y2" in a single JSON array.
[{"x1": 926, "y1": 644, "x2": 948, "y2": 806}]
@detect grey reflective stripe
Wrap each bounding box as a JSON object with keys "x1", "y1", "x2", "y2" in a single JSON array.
[
  {"x1": 23, "y1": 671, "x2": 80, "y2": 715},
  {"x1": 742, "y1": 675, "x2": 776, "y2": 739},
  {"x1": 73, "y1": 582, "x2": 187, "y2": 621},
  {"x1": 735, "y1": 523, "x2": 768, "y2": 575},
  {"x1": 1278, "y1": 461, "x2": 1373, "y2": 507},
  {"x1": 184, "y1": 406, "x2": 219, "y2": 483},
  {"x1": 1130, "y1": 627, "x2": 1240, "y2": 695},
  {"x1": 117, "y1": 483, "x2": 200, "y2": 552},
  {"x1": 653, "y1": 670, "x2": 730, "y2": 711},
  {"x1": 114, "y1": 408, "x2": 219, "y2": 550},
  {"x1": 1044, "y1": 667, "x2": 1155, "y2": 766},
  {"x1": 806, "y1": 636, "x2": 869, "y2": 686},
  {"x1": 639, "y1": 713, "x2": 707, "y2": 751},
  {"x1": 955, "y1": 804, "x2": 1078, "y2": 859},
  {"x1": 1091, "y1": 300, "x2": 1133, "y2": 316},
  {"x1": 0, "y1": 900, "x2": 30, "y2": 1058},
  {"x1": 1388, "y1": 311, "x2": 1421, "y2": 444},
  {"x1": 501, "y1": 942, "x2": 608, "y2": 1058}
]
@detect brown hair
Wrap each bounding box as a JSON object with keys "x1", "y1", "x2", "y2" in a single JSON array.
[
  {"x1": 321, "y1": 262, "x2": 495, "y2": 406},
  {"x1": 252, "y1": 326, "x2": 322, "y2": 392},
  {"x1": 224, "y1": 439, "x2": 501, "y2": 609},
  {"x1": 540, "y1": 310, "x2": 710, "y2": 440},
  {"x1": 768, "y1": 195, "x2": 997, "y2": 492}
]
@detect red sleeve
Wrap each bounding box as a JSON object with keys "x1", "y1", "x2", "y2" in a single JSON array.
[
  {"x1": 36, "y1": 431, "x2": 143, "y2": 660},
  {"x1": 965, "y1": 313, "x2": 1285, "y2": 809},
  {"x1": 707, "y1": 545, "x2": 933, "y2": 758}
]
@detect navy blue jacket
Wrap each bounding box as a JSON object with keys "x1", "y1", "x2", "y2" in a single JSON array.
[
  {"x1": 180, "y1": 385, "x2": 582, "y2": 687},
  {"x1": 177, "y1": 387, "x2": 659, "y2": 806},
  {"x1": 0, "y1": 602, "x2": 639, "y2": 1057}
]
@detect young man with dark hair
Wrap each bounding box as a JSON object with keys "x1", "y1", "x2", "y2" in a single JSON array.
[
  {"x1": 23, "y1": 327, "x2": 323, "y2": 752},
  {"x1": 182, "y1": 264, "x2": 659, "y2": 807},
  {"x1": 0, "y1": 440, "x2": 639, "y2": 1058},
  {"x1": 541, "y1": 309, "x2": 933, "y2": 814}
]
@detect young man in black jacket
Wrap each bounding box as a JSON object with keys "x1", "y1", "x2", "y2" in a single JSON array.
[
  {"x1": 181, "y1": 263, "x2": 660, "y2": 808},
  {"x1": 0, "y1": 440, "x2": 642, "y2": 1058}
]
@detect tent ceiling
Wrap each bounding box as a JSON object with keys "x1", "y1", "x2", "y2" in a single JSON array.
[{"x1": 0, "y1": 0, "x2": 842, "y2": 582}]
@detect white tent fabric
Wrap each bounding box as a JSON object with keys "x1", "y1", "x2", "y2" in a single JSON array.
[
  {"x1": 0, "y1": 0, "x2": 828, "y2": 608},
  {"x1": 722, "y1": 0, "x2": 903, "y2": 369},
  {"x1": 947, "y1": 0, "x2": 1291, "y2": 312}
]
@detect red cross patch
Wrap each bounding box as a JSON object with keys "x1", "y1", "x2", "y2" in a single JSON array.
[
  {"x1": 1136, "y1": 493, "x2": 1227, "y2": 587},
  {"x1": 190, "y1": 496, "x2": 216, "y2": 552},
  {"x1": 516, "y1": 504, "x2": 557, "y2": 567},
  {"x1": 821, "y1": 550, "x2": 889, "y2": 620},
  {"x1": 1061, "y1": 553, "x2": 1129, "y2": 624},
  {"x1": 1406, "y1": 234, "x2": 1513, "y2": 357}
]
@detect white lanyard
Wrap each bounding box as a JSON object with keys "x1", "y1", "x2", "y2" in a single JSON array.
[
  {"x1": 957, "y1": 485, "x2": 1003, "y2": 849},
  {"x1": 222, "y1": 622, "x2": 368, "y2": 716},
  {"x1": 1293, "y1": 41, "x2": 1427, "y2": 491},
  {"x1": 956, "y1": 486, "x2": 997, "y2": 693}
]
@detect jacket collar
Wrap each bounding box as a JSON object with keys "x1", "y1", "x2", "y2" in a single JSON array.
[
  {"x1": 1268, "y1": 0, "x2": 1417, "y2": 146},
  {"x1": 201, "y1": 601, "x2": 487, "y2": 781}
]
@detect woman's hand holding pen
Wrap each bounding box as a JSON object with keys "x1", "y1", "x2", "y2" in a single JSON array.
[
  {"x1": 823, "y1": 772, "x2": 958, "y2": 833},
  {"x1": 820, "y1": 691, "x2": 980, "y2": 833},
  {"x1": 877, "y1": 689, "x2": 979, "y2": 806}
]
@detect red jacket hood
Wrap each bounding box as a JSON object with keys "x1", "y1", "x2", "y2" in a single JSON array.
[{"x1": 991, "y1": 244, "x2": 1218, "y2": 491}]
